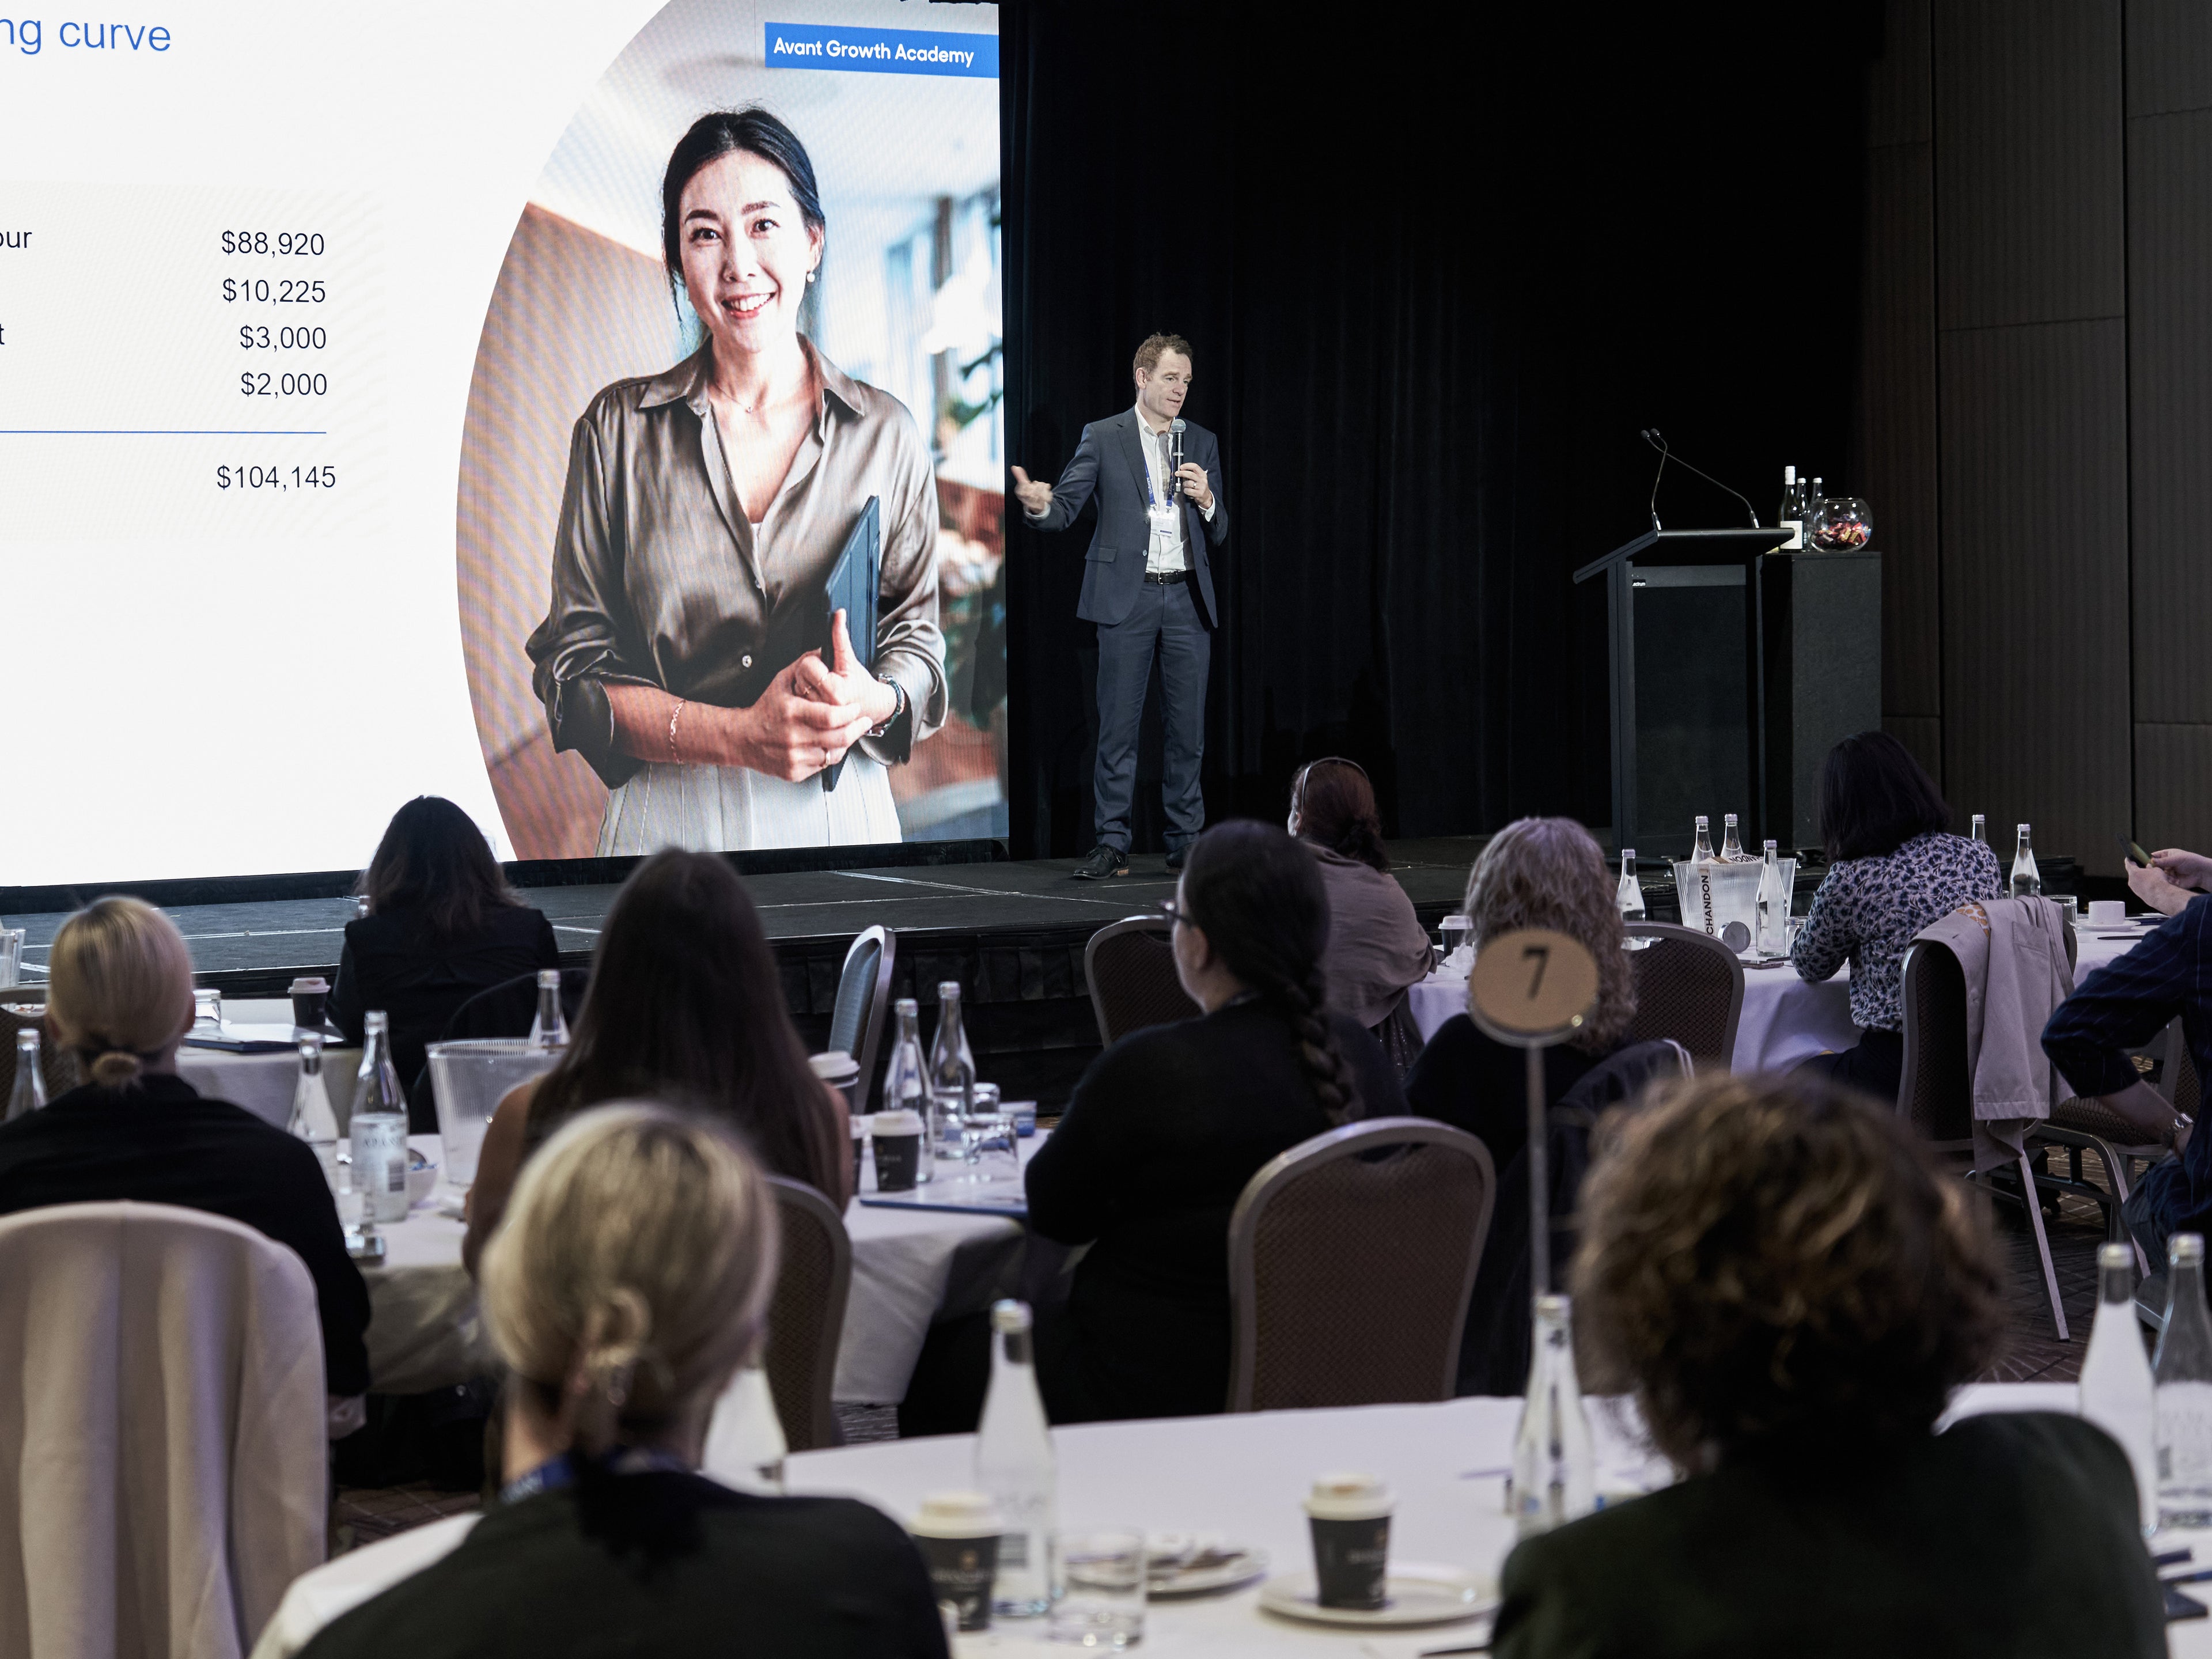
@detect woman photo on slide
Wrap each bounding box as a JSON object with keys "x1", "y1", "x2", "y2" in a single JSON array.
[{"x1": 527, "y1": 106, "x2": 947, "y2": 853}]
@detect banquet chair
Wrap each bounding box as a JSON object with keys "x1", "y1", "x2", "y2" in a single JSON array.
[
  {"x1": 1897, "y1": 937, "x2": 2070, "y2": 1338},
  {"x1": 826, "y1": 926, "x2": 896, "y2": 1111},
  {"x1": 1085, "y1": 916, "x2": 1200, "y2": 1047},
  {"x1": 1622, "y1": 921, "x2": 1744, "y2": 1066},
  {"x1": 0, "y1": 1001, "x2": 78, "y2": 1104},
  {"x1": 0, "y1": 1201, "x2": 326, "y2": 1659},
  {"x1": 762, "y1": 1176, "x2": 851, "y2": 1453},
  {"x1": 1225, "y1": 1118, "x2": 1494, "y2": 1413}
]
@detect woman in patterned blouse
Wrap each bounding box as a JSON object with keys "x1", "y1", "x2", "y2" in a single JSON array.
[{"x1": 1791, "y1": 732, "x2": 2003, "y2": 1102}]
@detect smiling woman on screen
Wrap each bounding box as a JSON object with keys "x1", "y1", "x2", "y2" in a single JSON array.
[{"x1": 527, "y1": 107, "x2": 947, "y2": 853}]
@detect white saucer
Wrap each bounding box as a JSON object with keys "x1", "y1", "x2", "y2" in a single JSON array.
[{"x1": 1257, "y1": 1561, "x2": 1497, "y2": 1627}]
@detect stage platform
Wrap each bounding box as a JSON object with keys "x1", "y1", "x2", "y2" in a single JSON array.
[{"x1": 3, "y1": 839, "x2": 1485, "y2": 1108}]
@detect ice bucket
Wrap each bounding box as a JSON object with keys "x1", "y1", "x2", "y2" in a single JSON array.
[
  {"x1": 425, "y1": 1039, "x2": 563, "y2": 1190},
  {"x1": 1671, "y1": 859, "x2": 1764, "y2": 955}
]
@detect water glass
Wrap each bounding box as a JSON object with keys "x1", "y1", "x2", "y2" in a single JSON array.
[
  {"x1": 0, "y1": 929, "x2": 22, "y2": 989},
  {"x1": 192, "y1": 988, "x2": 223, "y2": 1031},
  {"x1": 1438, "y1": 915, "x2": 1473, "y2": 976},
  {"x1": 959, "y1": 1085, "x2": 1019, "y2": 1183},
  {"x1": 1048, "y1": 1529, "x2": 1145, "y2": 1649}
]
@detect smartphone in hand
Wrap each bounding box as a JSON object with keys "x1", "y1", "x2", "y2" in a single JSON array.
[{"x1": 2123, "y1": 836, "x2": 2153, "y2": 869}]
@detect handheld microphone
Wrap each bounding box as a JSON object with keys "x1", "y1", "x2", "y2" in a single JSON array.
[
  {"x1": 1640, "y1": 428, "x2": 1761, "y2": 529},
  {"x1": 1169, "y1": 418, "x2": 1187, "y2": 498}
]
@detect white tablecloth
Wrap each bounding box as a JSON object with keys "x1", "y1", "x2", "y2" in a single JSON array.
[{"x1": 1408, "y1": 924, "x2": 2154, "y2": 1074}]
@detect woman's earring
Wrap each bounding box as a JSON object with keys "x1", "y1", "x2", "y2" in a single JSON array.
[{"x1": 806, "y1": 268, "x2": 817, "y2": 285}]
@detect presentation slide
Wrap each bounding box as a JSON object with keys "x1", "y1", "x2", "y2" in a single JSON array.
[{"x1": 0, "y1": 0, "x2": 1004, "y2": 884}]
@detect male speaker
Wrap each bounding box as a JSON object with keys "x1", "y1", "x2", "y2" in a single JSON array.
[{"x1": 1012, "y1": 331, "x2": 1228, "y2": 877}]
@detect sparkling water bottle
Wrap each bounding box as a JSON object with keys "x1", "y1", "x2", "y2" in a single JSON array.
[
  {"x1": 2081, "y1": 1241, "x2": 2157, "y2": 1535},
  {"x1": 1756, "y1": 840, "x2": 1790, "y2": 958},
  {"x1": 883, "y1": 998, "x2": 932, "y2": 1185},
  {"x1": 7, "y1": 1028, "x2": 45, "y2": 1121},
  {"x1": 1691, "y1": 815, "x2": 1715, "y2": 863},
  {"x1": 975, "y1": 1299, "x2": 1056, "y2": 1617},
  {"x1": 2010, "y1": 823, "x2": 2041, "y2": 899},
  {"x1": 2156, "y1": 1233, "x2": 2212, "y2": 1528},
  {"x1": 929, "y1": 982, "x2": 977, "y2": 1164},
  {"x1": 351, "y1": 1012, "x2": 412, "y2": 1226},
  {"x1": 1719, "y1": 813, "x2": 1749, "y2": 862},
  {"x1": 527, "y1": 969, "x2": 567, "y2": 1050},
  {"x1": 1970, "y1": 812, "x2": 1987, "y2": 846},
  {"x1": 287, "y1": 1034, "x2": 342, "y2": 1194},
  {"x1": 1615, "y1": 850, "x2": 1645, "y2": 921},
  {"x1": 1511, "y1": 1294, "x2": 1595, "y2": 1537}
]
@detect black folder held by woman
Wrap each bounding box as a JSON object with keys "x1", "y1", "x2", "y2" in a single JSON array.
[{"x1": 820, "y1": 495, "x2": 880, "y2": 792}]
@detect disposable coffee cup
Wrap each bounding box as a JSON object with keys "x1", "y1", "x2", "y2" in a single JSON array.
[
  {"x1": 810, "y1": 1050, "x2": 862, "y2": 1117},
  {"x1": 850, "y1": 1113, "x2": 870, "y2": 1194},
  {"x1": 1305, "y1": 1472, "x2": 1392, "y2": 1611},
  {"x1": 873, "y1": 1108, "x2": 924, "y2": 1192},
  {"x1": 289, "y1": 976, "x2": 330, "y2": 1031},
  {"x1": 910, "y1": 1491, "x2": 1001, "y2": 1631}
]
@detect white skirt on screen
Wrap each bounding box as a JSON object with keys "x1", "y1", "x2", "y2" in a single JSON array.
[{"x1": 595, "y1": 755, "x2": 903, "y2": 854}]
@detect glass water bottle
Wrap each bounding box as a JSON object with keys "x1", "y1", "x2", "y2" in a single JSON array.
[
  {"x1": 883, "y1": 998, "x2": 932, "y2": 1185},
  {"x1": 2157, "y1": 1233, "x2": 2212, "y2": 1528},
  {"x1": 6, "y1": 1028, "x2": 44, "y2": 1121},
  {"x1": 2010, "y1": 824, "x2": 2041, "y2": 900},
  {"x1": 928, "y1": 982, "x2": 977, "y2": 1164},
  {"x1": 2081, "y1": 1241, "x2": 2157, "y2": 1535},
  {"x1": 1615, "y1": 850, "x2": 1645, "y2": 921},
  {"x1": 287, "y1": 1034, "x2": 342, "y2": 1194},
  {"x1": 1720, "y1": 813, "x2": 1748, "y2": 862},
  {"x1": 975, "y1": 1299, "x2": 1057, "y2": 1617},
  {"x1": 1512, "y1": 1294, "x2": 1595, "y2": 1537},
  {"x1": 1691, "y1": 815, "x2": 1715, "y2": 863},
  {"x1": 352, "y1": 1011, "x2": 412, "y2": 1227},
  {"x1": 1970, "y1": 812, "x2": 1987, "y2": 846},
  {"x1": 527, "y1": 968, "x2": 567, "y2": 1050},
  {"x1": 1756, "y1": 840, "x2": 1789, "y2": 958}
]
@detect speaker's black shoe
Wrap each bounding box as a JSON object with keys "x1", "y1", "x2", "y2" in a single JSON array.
[
  {"x1": 1073, "y1": 844, "x2": 1130, "y2": 880},
  {"x1": 1165, "y1": 844, "x2": 1189, "y2": 873}
]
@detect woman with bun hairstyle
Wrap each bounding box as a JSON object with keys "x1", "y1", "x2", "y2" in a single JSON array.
[
  {"x1": 899, "y1": 820, "x2": 1405, "y2": 1433},
  {"x1": 1287, "y1": 757, "x2": 1431, "y2": 1065},
  {"x1": 0, "y1": 897, "x2": 370, "y2": 1399},
  {"x1": 298, "y1": 1106, "x2": 948, "y2": 1658}
]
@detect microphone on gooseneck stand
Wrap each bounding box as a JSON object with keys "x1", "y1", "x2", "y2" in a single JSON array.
[
  {"x1": 1169, "y1": 418, "x2": 1187, "y2": 498},
  {"x1": 1639, "y1": 428, "x2": 1762, "y2": 529}
]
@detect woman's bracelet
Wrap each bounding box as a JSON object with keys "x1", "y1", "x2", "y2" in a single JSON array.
[{"x1": 668, "y1": 699, "x2": 685, "y2": 762}]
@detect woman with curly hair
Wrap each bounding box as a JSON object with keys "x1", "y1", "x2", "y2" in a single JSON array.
[
  {"x1": 897, "y1": 820, "x2": 1404, "y2": 1432},
  {"x1": 1494, "y1": 1071, "x2": 2164, "y2": 1658}
]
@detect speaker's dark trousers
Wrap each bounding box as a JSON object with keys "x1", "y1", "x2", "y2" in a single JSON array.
[{"x1": 1094, "y1": 573, "x2": 1209, "y2": 854}]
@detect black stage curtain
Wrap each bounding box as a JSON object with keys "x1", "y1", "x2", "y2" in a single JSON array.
[{"x1": 1000, "y1": 2, "x2": 1877, "y2": 857}]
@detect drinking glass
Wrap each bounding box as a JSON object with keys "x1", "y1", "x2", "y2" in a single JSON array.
[
  {"x1": 0, "y1": 929, "x2": 22, "y2": 990},
  {"x1": 1438, "y1": 915, "x2": 1473, "y2": 976},
  {"x1": 1048, "y1": 1529, "x2": 1145, "y2": 1649},
  {"x1": 192, "y1": 988, "x2": 223, "y2": 1032}
]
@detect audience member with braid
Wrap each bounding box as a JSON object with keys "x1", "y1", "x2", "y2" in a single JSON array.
[{"x1": 897, "y1": 821, "x2": 1406, "y2": 1435}]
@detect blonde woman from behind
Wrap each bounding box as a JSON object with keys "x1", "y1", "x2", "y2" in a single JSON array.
[
  {"x1": 0, "y1": 896, "x2": 370, "y2": 1398},
  {"x1": 294, "y1": 1105, "x2": 949, "y2": 1659}
]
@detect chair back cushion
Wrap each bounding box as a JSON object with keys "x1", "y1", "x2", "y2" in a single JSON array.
[
  {"x1": 0, "y1": 1200, "x2": 325, "y2": 1659},
  {"x1": 1898, "y1": 938, "x2": 1974, "y2": 1143},
  {"x1": 1624, "y1": 925, "x2": 1744, "y2": 1062},
  {"x1": 1085, "y1": 920, "x2": 1200, "y2": 1047},
  {"x1": 1229, "y1": 1118, "x2": 1494, "y2": 1412},
  {"x1": 761, "y1": 1178, "x2": 851, "y2": 1454}
]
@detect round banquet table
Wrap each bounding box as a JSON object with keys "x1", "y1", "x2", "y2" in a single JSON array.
[{"x1": 1408, "y1": 921, "x2": 2153, "y2": 1074}]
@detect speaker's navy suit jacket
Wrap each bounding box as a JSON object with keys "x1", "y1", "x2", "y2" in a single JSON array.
[{"x1": 1031, "y1": 411, "x2": 1228, "y2": 627}]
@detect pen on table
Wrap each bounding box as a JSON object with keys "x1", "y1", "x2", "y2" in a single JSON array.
[
  {"x1": 2156, "y1": 1548, "x2": 2194, "y2": 1568},
  {"x1": 2164, "y1": 1567, "x2": 2212, "y2": 1585}
]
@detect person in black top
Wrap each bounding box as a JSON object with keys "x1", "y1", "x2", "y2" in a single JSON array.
[
  {"x1": 1493, "y1": 1071, "x2": 2163, "y2": 1658},
  {"x1": 329, "y1": 797, "x2": 560, "y2": 1130},
  {"x1": 1404, "y1": 818, "x2": 1634, "y2": 1391},
  {"x1": 0, "y1": 897, "x2": 370, "y2": 1399},
  {"x1": 300, "y1": 1104, "x2": 947, "y2": 1659},
  {"x1": 899, "y1": 821, "x2": 1404, "y2": 1434}
]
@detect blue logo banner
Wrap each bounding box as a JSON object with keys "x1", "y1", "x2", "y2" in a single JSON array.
[{"x1": 765, "y1": 22, "x2": 998, "y2": 79}]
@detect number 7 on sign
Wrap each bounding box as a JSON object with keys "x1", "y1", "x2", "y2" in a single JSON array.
[{"x1": 1522, "y1": 944, "x2": 1550, "y2": 1000}]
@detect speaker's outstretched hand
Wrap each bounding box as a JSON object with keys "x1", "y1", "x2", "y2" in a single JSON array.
[{"x1": 1010, "y1": 465, "x2": 1054, "y2": 516}]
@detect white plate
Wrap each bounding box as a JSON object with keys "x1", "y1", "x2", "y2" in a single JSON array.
[
  {"x1": 1257, "y1": 1561, "x2": 1497, "y2": 1628},
  {"x1": 1149, "y1": 1546, "x2": 1269, "y2": 1598}
]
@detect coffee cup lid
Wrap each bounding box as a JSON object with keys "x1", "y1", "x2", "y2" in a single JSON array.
[
  {"x1": 1304, "y1": 1471, "x2": 1392, "y2": 1520},
  {"x1": 289, "y1": 976, "x2": 329, "y2": 993},
  {"x1": 911, "y1": 1490, "x2": 1002, "y2": 1538},
  {"x1": 874, "y1": 1108, "x2": 925, "y2": 1134},
  {"x1": 809, "y1": 1050, "x2": 860, "y2": 1082}
]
